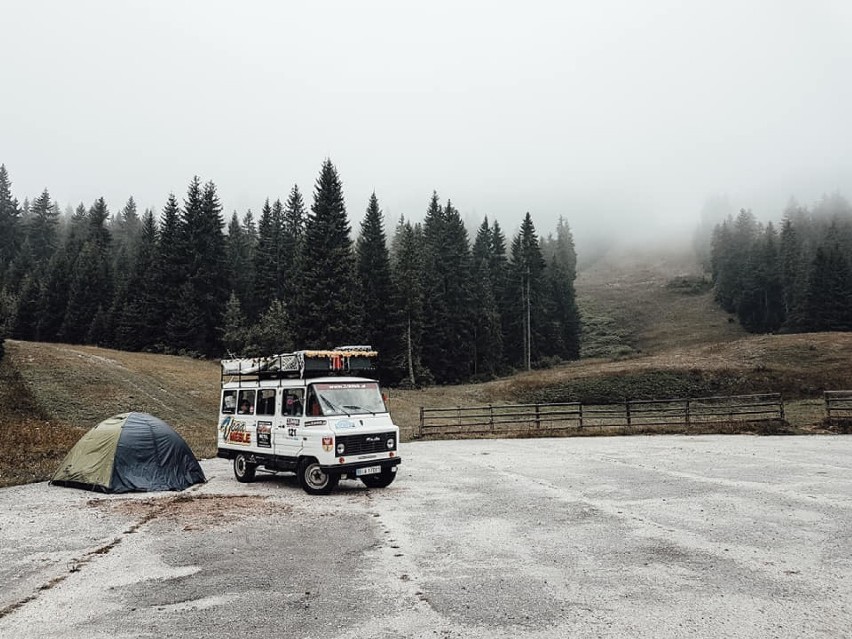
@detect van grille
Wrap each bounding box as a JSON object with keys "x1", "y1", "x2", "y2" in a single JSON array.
[{"x1": 337, "y1": 432, "x2": 396, "y2": 456}]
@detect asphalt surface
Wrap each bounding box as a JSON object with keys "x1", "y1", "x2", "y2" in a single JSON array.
[{"x1": 1, "y1": 435, "x2": 851, "y2": 638}]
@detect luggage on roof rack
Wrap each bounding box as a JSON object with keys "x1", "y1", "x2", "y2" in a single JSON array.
[{"x1": 221, "y1": 347, "x2": 377, "y2": 380}]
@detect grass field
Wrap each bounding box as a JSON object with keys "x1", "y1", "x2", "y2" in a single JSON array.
[{"x1": 1, "y1": 244, "x2": 849, "y2": 487}]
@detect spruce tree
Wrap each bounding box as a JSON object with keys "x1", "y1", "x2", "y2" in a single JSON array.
[
  {"x1": 11, "y1": 275, "x2": 41, "y2": 340},
  {"x1": 506, "y1": 213, "x2": 548, "y2": 368},
  {"x1": 59, "y1": 199, "x2": 113, "y2": 343},
  {"x1": 547, "y1": 217, "x2": 581, "y2": 359},
  {"x1": 114, "y1": 210, "x2": 161, "y2": 350},
  {"x1": 251, "y1": 299, "x2": 294, "y2": 355},
  {"x1": 225, "y1": 211, "x2": 256, "y2": 314},
  {"x1": 253, "y1": 199, "x2": 278, "y2": 316},
  {"x1": 780, "y1": 215, "x2": 806, "y2": 330},
  {"x1": 27, "y1": 189, "x2": 60, "y2": 268},
  {"x1": 420, "y1": 197, "x2": 473, "y2": 382},
  {"x1": 294, "y1": 159, "x2": 363, "y2": 347},
  {"x1": 282, "y1": 184, "x2": 307, "y2": 301},
  {"x1": 470, "y1": 217, "x2": 503, "y2": 377},
  {"x1": 165, "y1": 178, "x2": 227, "y2": 354},
  {"x1": 356, "y1": 192, "x2": 398, "y2": 377},
  {"x1": 154, "y1": 194, "x2": 184, "y2": 348},
  {"x1": 36, "y1": 249, "x2": 72, "y2": 341},
  {"x1": 221, "y1": 292, "x2": 250, "y2": 355},
  {"x1": 0, "y1": 164, "x2": 21, "y2": 285}
]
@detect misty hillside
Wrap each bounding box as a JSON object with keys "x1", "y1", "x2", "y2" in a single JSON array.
[{"x1": 575, "y1": 244, "x2": 745, "y2": 358}]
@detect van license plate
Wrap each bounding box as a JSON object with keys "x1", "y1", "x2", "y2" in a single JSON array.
[{"x1": 356, "y1": 466, "x2": 381, "y2": 476}]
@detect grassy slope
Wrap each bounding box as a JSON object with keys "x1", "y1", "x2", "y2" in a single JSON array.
[{"x1": 2, "y1": 243, "x2": 847, "y2": 486}]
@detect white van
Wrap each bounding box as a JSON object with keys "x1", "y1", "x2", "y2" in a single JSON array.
[{"x1": 216, "y1": 347, "x2": 401, "y2": 495}]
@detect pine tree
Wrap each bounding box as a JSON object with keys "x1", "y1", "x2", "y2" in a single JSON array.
[
  {"x1": 293, "y1": 159, "x2": 363, "y2": 347},
  {"x1": 356, "y1": 192, "x2": 398, "y2": 378}
]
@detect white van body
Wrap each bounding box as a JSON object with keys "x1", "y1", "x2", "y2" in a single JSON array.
[{"x1": 216, "y1": 348, "x2": 401, "y2": 494}]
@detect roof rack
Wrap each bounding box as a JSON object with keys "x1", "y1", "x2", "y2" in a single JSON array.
[{"x1": 221, "y1": 346, "x2": 377, "y2": 382}]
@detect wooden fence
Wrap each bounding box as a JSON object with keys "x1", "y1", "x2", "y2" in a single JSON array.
[
  {"x1": 418, "y1": 393, "x2": 785, "y2": 438},
  {"x1": 825, "y1": 391, "x2": 852, "y2": 420}
]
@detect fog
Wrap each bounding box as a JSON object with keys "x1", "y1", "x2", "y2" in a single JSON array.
[{"x1": 2, "y1": 0, "x2": 851, "y2": 246}]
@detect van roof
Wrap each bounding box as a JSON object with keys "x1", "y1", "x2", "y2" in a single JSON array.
[{"x1": 221, "y1": 376, "x2": 378, "y2": 390}]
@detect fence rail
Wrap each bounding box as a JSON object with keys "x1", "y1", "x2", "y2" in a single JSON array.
[
  {"x1": 418, "y1": 393, "x2": 784, "y2": 438},
  {"x1": 825, "y1": 391, "x2": 852, "y2": 420}
]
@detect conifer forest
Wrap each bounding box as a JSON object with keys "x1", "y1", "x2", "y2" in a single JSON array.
[
  {"x1": 0, "y1": 160, "x2": 581, "y2": 385},
  {"x1": 709, "y1": 195, "x2": 852, "y2": 334}
]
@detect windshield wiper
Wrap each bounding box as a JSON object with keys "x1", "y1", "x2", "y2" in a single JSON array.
[
  {"x1": 320, "y1": 397, "x2": 350, "y2": 416},
  {"x1": 344, "y1": 404, "x2": 376, "y2": 415}
]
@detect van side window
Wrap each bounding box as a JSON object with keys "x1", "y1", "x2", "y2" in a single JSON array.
[
  {"x1": 222, "y1": 390, "x2": 237, "y2": 414},
  {"x1": 283, "y1": 389, "x2": 304, "y2": 416},
  {"x1": 257, "y1": 389, "x2": 276, "y2": 416},
  {"x1": 237, "y1": 390, "x2": 256, "y2": 415}
]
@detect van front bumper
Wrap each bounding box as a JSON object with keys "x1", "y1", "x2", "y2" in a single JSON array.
[{"x1": 322, "y1": 457, "x2": 401, "y2": 477}]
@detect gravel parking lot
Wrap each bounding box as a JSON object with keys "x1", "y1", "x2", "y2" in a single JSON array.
[{"x1": 1, "y1": 435, "x2": 851, "y2": 638}]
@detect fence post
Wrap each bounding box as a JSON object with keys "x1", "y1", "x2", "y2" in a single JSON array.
[
  {"x1": 490, "y1": 404, "x2": 494, "y2": 432},
  {"x1": 579, "y1": 403, "x2": 584, "y2": 429},
  {"x1": 419, "y1": 407, "x2": 424, "y2": 438},
  {"x1": 685, "y1": 399, "x2": 691, "y2": 429},
  {"x1": 626, "y1": 400, "x2": 632, "y2": 429},
  {"x1": 779, "y1": 393, "x2": 785, "y2": 421},
  {"x1": 535, "y1": 403, "x2": 541, "y2": 429},
  {"x1": 824, "y1": 392, "x2": 829, "y2": 419}
]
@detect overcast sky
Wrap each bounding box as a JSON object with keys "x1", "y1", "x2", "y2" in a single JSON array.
[{"x1": 2, "y1": 0, "x2": 851, "y2": 245}]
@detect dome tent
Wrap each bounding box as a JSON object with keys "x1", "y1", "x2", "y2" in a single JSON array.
[{"x1": 51, "y1": 412, "x2": 206, "y2": 493}]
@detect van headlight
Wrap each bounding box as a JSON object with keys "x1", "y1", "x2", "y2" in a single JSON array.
[
  {"x1": 336, "y1": 443, "x2": 345, "y2": 455},
  {"x1": 387, "y1": 438, "x2": 395, "y2": 449}
]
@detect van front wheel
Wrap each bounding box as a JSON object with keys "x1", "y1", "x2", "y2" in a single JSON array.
[
  {"x1": 360, "y1": 468, "x2": 396, "y2": 488},
  {"x1": 234, "y1": 454, "x2": 256, "y2": 483},
  {"x1": 297, "y1": 458, "x2": 338, "y2": 495}
]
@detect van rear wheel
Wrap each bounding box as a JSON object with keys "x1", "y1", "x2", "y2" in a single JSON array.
[
  {"x1": 234, "y1": 454, "x2": 256, "y2": 483},
  {"x1": 297, "y1": 458, "x2": 338, "y2": 495}
]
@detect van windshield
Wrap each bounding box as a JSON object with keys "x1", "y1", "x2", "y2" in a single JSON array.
[{"x1": 312, "y1": 382, "x2": 386, "y2": 416}]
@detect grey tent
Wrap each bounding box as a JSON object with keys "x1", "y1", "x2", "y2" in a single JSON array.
[{"x1": 51, "y1": 412, "x2": 206, "y2": 493}]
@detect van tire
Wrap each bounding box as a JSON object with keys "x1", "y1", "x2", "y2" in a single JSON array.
[
  {"x1": 360, "y1": 468, "x2": 396, "y2": 488},
  {"x1": 297, "y1": 458, "x2": 338, "y2": 495},
  {"x1": 234, "y1": 454, "x2": 256, "y2": 483}
]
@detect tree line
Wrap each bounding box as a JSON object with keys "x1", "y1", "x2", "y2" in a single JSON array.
[
  {"x1": 0, "y1": 161, "x2": 581, "y2": 384},
  {"x1": 710, "y1": 194, "x2": 852, "y2": 333}
]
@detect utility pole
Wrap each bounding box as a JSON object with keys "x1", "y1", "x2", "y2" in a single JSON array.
[{"x1": 525, "y1": 266, "x2": 531, "y2": 371}]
